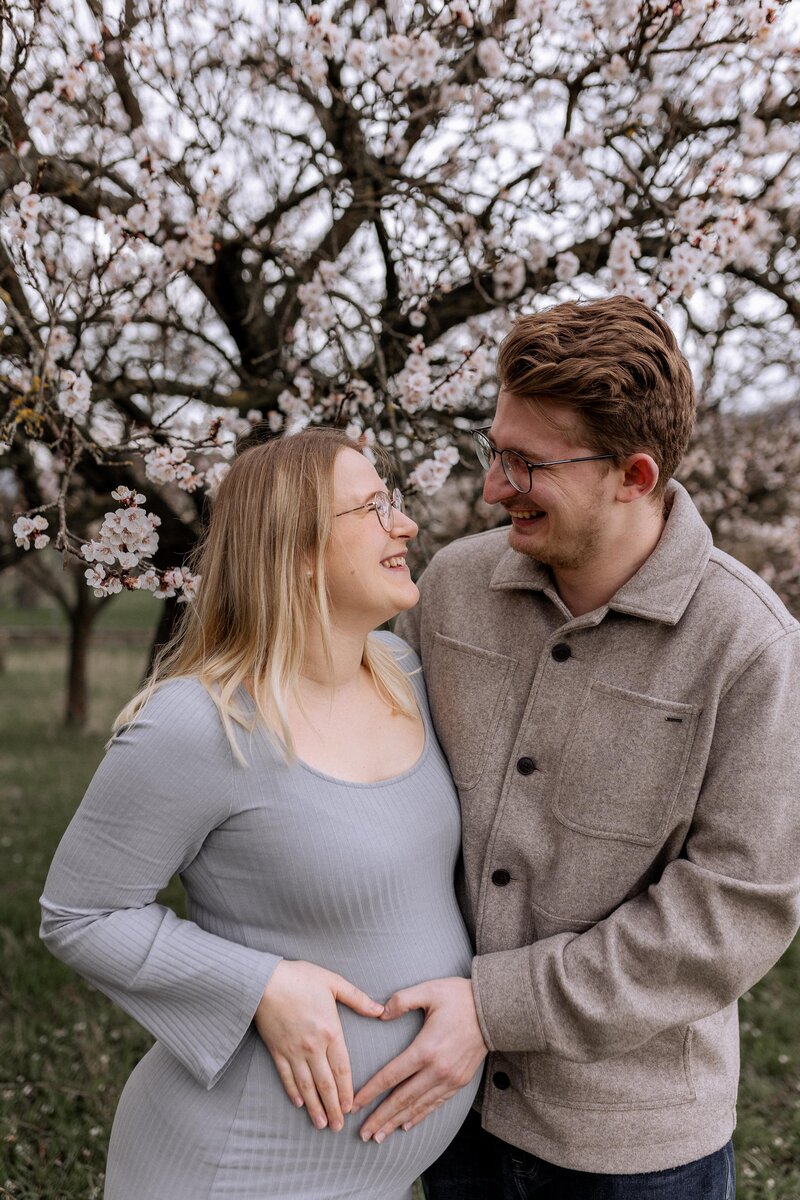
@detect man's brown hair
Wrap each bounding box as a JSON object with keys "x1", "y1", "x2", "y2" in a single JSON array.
[{"x1": 496, "y1": 296, "x2": 695, "y2": 495}]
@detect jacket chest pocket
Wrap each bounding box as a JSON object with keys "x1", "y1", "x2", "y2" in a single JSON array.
[
  {"x1": 426, "y1": 634, "x2": 517, "y2": 792},
  {"x1": 551, "y1": 682, "x2": 700, "y2": 846}
]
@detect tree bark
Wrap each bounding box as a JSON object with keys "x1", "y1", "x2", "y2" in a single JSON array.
[
  {"x1": 65, "y1": 580, "x2": 101, "y2": 727},
  {"x1": 147, "y1": 593, "x2": 182, "y2": 677}
]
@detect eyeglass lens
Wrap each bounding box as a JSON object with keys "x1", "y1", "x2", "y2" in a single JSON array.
[
  {"x1": 474, "y1": 433, "x2": 529, "y2": 493},
  {"x1": 502, "y1": 452, "x2": 531, "y2": 492},
  {"x1": 375, "y1": 490, "x2": 404, "y2": 532}
]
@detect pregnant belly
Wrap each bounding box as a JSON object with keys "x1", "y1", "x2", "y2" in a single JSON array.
[{"x1": 218, "y1": 1015, "x2": 481, "y2": 1198}]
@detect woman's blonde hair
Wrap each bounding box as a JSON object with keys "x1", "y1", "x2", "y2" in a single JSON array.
[{"x1": 114, "y1": 428, "x2": 419, "y2": 762}]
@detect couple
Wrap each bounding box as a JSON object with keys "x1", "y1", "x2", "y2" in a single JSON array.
[{"x1": 41, "y1": 297, "x2": 800, "y2": 1200}]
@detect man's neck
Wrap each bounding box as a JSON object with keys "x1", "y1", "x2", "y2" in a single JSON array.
[{"x1": 553, "y1": 504, "x2": 668, "y2": 619}]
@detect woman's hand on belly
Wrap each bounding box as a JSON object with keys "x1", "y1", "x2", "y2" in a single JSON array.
[
  {"x1": 351, "y1": 976, "x2": 488, "y2": 1143},
  {"x1": 254, "y1": 960, "x2": 385, "y2": 1133}
]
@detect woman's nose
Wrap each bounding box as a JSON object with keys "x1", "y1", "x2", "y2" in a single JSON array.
[{"x1": 395, "y1": 510, "x2": 418, "y2": 539}]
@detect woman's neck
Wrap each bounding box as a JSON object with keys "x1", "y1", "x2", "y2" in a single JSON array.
[{"x1": 300, "y1": 625, "x2": 369, "y2": 690}]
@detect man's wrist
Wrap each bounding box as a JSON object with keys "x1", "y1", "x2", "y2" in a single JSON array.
[{"x1": 472, "y1": 949, "x2": 547, "y2": 1054}]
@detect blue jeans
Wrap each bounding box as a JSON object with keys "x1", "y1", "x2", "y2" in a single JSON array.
[{"x1": 422, "y1": 1109, "x2": 735, "y2": 1200}]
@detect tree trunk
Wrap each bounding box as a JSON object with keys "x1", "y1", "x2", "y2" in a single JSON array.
[
  {"x1": 65, "y1": 580, "x2": 100, "y2": 727},
  {"x1": 146, "y1": 593, "x2": 182, "y2": 677}
]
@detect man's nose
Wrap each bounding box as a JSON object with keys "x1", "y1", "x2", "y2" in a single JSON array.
[{"x1": 482, "y1": 456, "x2": 517, "y2": 506}]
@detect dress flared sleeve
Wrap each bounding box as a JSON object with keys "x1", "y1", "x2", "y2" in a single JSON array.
[{"x1": 40, "y1": 678, "x2": 281, "y2": 1089}]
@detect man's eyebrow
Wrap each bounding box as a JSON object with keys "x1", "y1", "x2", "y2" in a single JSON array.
[{"x1": 487, "y1": 430, "x2": 542, "y2": 460}]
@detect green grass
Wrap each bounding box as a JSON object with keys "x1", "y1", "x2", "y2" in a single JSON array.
[
  {"x1": 0, "y1": 589, "x2": 160, "y2": 633},
  {"x1": 0, "y1": 644, "x2": 797, "y2": 1198}
]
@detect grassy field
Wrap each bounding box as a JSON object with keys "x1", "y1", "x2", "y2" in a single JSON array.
[{"x1": 1, "y1": 640, "x2": 798, "y2": 1199}]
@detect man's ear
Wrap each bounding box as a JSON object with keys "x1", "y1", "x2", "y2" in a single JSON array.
[{"x1": 615, "y1": 454, "x2": 660, "y2": 503}]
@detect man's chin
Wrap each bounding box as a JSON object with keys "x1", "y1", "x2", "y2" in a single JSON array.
[{"x1": 507, "y1": 524, "x2": 548, "y2": 560}]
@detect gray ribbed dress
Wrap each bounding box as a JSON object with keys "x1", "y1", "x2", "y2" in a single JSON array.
[{"x1": 40, "y1": 632, "x2": 479, "y2": 1200}]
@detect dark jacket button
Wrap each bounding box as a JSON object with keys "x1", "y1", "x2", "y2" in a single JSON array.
[
  {"x1": 516, "y1": 756, "x2": 536, "y2": 775},
  {"x1": 492, "y1": 869, "x2": 511, "y2": 887},
  {"x1": 551, "y1": 642, "x2": 572, "y2": 662},
  {"x1": 493, "y1": 1071, "x2": 511, "y2": 1090}
]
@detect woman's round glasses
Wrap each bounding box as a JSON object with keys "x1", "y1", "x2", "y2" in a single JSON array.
[
  {"x1": 334, "y1": 488, "x2": 405, "y2": 532},
  {"x1": 472, "y1": 428, "x2": 615, "y2": 494}
]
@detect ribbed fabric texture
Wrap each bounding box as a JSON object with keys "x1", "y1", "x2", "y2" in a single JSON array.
[{"x1": 40, "y1": 632, "x2": 479, "y2": 1200}]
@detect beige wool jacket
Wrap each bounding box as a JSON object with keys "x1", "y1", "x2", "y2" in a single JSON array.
[{"x1": 396, "y1": 481, "x2": 800, "y2": 1174}]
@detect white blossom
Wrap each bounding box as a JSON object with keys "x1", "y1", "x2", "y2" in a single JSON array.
[
  {"x1": 84, "y1": 565, "x2": 123, "y2": 598},
  {"x1": 13, "y1": 514, "x2": 50, "y2": 550},
  {"x1": 204, "y1": 461, "x2": 231, "y2": 493},
  {"x1": 554, "y1": 251, "x2": 580, "y2": 282},
  {"x1": 56, "y1": 370, "x2": 92, "y2": 420},
  {"x1": 477, "y1": 39, "x2": 505, "y2": 78}
]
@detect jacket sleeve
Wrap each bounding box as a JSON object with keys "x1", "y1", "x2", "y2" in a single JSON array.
[
  {"x1": 472, "y1": 630, "x2": 800, "y2": 1061},
  {"x1": 40, "y1": 678, "x2": 282, "y2": 1089}
]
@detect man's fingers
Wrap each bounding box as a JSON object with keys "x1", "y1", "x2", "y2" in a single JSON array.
[
  {"x1": 380, "y1": 984, "x2": 427, "y2": 1021},
  {"x1": 360, "y1": 1078, "x2": 449, "y2": 1142},
  {"x1": 350, "y1": 1045, "x2": 420, "y2": 1113},
  {"x1": 333, "y1": 977, "x2": 385, "y2": 1018},
  {"x1": 327, "y1": 1039, "x2": 354, "y2": 1114}
]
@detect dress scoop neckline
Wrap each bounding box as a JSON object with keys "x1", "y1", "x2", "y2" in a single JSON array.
[{"x1": 235, "y1": 682, "x2": 430, "y2": 789}]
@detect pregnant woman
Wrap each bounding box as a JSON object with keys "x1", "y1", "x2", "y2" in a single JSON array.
[{"x1": 40, "y1": 427, "x2": 482, "y2": 1200}]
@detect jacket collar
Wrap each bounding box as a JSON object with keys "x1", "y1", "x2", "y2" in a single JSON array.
[{"x1": 488, "y1": 480, "x2": 712, "y2": 626}]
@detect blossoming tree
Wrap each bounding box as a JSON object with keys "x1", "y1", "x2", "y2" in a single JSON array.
[{"x1": 2, "y1": 0, "x2": 799, "y2": 717}]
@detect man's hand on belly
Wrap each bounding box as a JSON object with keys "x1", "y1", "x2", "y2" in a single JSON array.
[{"x1": 351, "y1": 976, "x2": 488, "y2": 1143}]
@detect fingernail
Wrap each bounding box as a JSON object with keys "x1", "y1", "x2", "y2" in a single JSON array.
[
  {"x1": 374, "y1": 1131, "x2": 385, "y2": 1144},
  {"x1": 402, "y1": 1123, "x2": 411, "y2": 1132},
  {"x1": 360, "y1": 1132, "x2": 371, "y2": 1143},
  {"x1": 331, "y1": 1120, "x2": 343, "y2": 1132},
  {"x1": 315, "y1": 1115, "x2": 327, "y2": 1129},
  {"x1": 294, "y1": 1098, "x2": 304, "y2": 1108}
]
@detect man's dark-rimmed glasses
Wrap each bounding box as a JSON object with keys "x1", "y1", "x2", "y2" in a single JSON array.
[{"x1": 472, "y1": 427, "x2": 615, "y2": 494}]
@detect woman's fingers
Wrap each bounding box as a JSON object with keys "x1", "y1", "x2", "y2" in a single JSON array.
[
  {"x1": 292, "y1": 1059, "x2": 330, "y2": 1130},
  {"x1": 254, "y1": 961, "x2": 383, "y2": 1129},
  {"x1": 327, "y1": 1036, "x2": 355, "y2": 1116},
  {"x1": 271, "y1": 1051, "x2": 304, "y2": 1110},
  {"x1": 332, "y1": 975, "x2": 385, "y2": 1018},
  {"x1": 309, "y1": 1050, "x2": 346, "y2": 1130}
]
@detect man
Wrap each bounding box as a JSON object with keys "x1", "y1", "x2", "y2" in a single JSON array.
[{"x1": 351, "y1": 296, "x2": 800, "y2": 1198}]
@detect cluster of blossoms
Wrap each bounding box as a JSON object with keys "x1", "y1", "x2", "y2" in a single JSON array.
[
  {"x1": 13, "y1": 514, "x2": 50, "y2": 551},
  {"x1": 297, "y1": 261, "x2": 340, "y2": 332},
  {"x1": 77, "y1": 488, "x2": 200, "y2": 601},
  {"x1": 394, "y1": 340, "x2": 490, "y2": 424},
  {"x1": 144, "y1": 446, "x2": 203, "y2": 491},
  {"x1": 134, "y1": 565, "x2": 201, "y2": 601},
  {"x1": 408, "y1": 446, "x2": 461, "y2": 497},
  {"x1": 81, "y1": 487, "x2": 161, "y2": 572}
]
